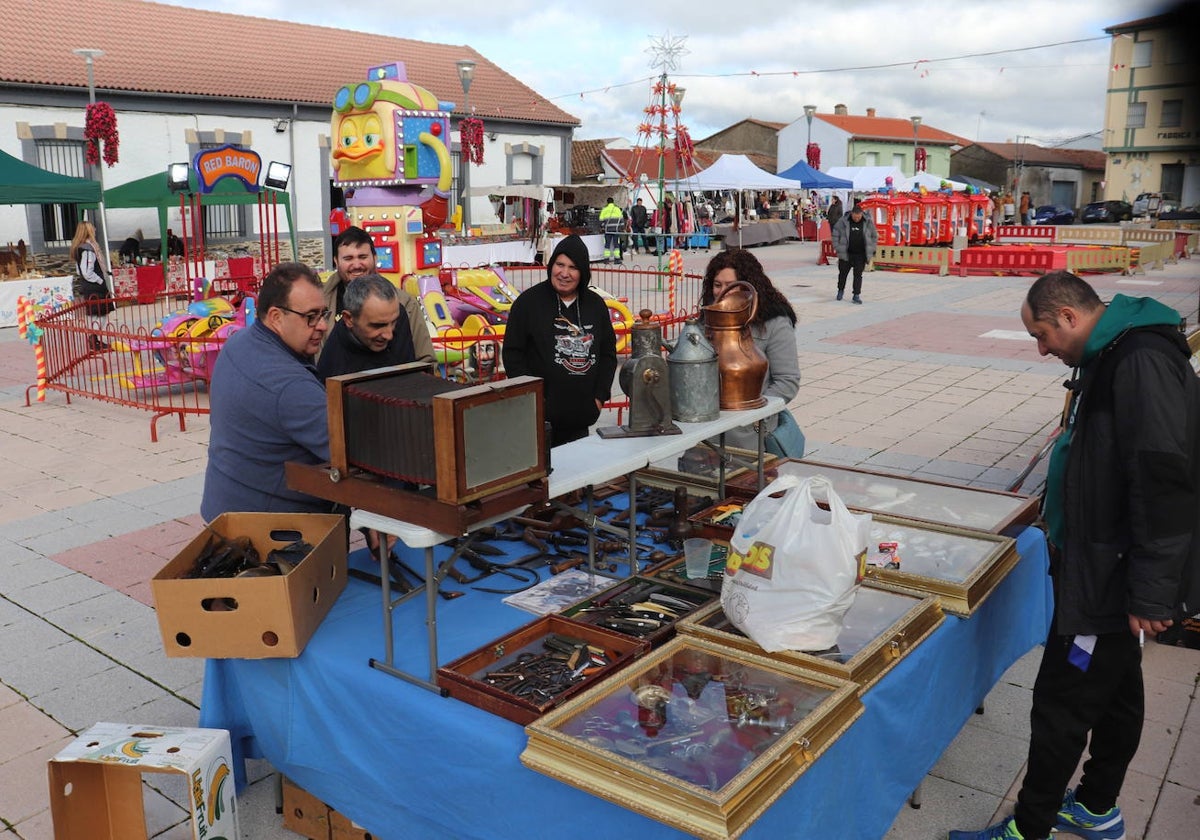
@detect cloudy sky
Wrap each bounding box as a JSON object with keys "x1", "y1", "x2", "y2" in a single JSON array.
[{"x1": 163, "y1": 0, "x2": 1166, "y2": 148}]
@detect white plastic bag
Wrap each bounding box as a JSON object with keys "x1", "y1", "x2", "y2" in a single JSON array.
[{"x1": 720, "y1": 474, "x2": 870, "y2": 653}]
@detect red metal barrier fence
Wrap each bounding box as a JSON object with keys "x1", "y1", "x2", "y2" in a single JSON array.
[{"x1": 23, "y1": 264, "x2": 704, "y2": 440}]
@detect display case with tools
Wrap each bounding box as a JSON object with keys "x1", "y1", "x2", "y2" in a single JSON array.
[
  {"x1": 560, "y1": 576, "x2": 717, "y2": 649},
  {"x1": 678, "y1": 588, "x2": 944, "y2": 695},
  {"x1": 436, "y1": 614, "x2": 649, "y2": 725},
  {"x1": 725, "y1": 459, "x2": 1039, "y2": 536},
  {"x1": 521, "y1": 636, "x2": 863, "y2": 840}
]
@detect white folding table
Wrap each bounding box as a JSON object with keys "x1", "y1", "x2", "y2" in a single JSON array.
[{"x1": 349, "y1": 397, "x2": 783, "y2": 692}]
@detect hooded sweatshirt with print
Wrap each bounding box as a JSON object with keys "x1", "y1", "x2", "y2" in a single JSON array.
[{"x1": 502, "y1": 235, "x2": 618, "y2": 441}]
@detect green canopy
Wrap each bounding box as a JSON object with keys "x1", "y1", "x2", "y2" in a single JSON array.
[
  {"x1": 0, "y1": 148, "x2": 102, "y2": 205},
  {"x1": 102, "y1": 169, "x2": 296, "y2": 261}
]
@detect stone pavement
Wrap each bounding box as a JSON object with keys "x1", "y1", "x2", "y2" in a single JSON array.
[{"x1": 1, "y1": 238, "x2": 1197, "y2": 839}]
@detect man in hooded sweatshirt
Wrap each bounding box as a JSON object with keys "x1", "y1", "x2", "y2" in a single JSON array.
[
  {"x1": 952, "y1": 271, "x2": 1199, "y2": 840},
  {"x1": 503, "y1": 234, "x2": 618, "y2": 446}
]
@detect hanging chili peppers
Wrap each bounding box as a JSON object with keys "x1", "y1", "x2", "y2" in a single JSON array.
[
  {"x1": 84, "y1": 102, "x2": 120, "y2": 167},
  {"x1": 806, "y1": 142, "x2": 821, "y2": 170},
  {"x1": 460, "y1": 117, "x2": 485, "y2": 166}
]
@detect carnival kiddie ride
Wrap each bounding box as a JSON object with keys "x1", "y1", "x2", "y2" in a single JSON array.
[
  {"x1": 329, "y1": 62, "x2": 636, "y2": 375},
  {"x1": 109, "y1": 279, "x2": 255, "y2": 390}
]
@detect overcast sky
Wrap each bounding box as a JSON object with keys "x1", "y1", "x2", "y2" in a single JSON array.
[{"x1": 164, "y1": 0, "x2": 1166, "y2": 148}]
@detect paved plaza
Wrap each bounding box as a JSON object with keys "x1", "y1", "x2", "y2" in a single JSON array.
[{"x1": 1, "y1": 237, "x2": 1197, "y2": 839}]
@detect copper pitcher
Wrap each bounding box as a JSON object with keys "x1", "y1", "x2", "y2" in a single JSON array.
[{"x1": 701, "y1": 280, "x2": 767, "y2": 410}]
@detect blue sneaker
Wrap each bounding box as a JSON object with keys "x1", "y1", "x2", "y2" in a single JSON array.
[
  {"x1": 1054, "y1": 789, "x2": 1125, "y2": 840},
  {"x1": 950, "y1": 817, "x2": 1037, "y2": 840}
]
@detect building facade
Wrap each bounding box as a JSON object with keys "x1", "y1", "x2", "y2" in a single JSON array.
[
  {"x1": 952, "y1": 142, "x2": 1105, "y2": 211},
  {"x1": 0, "y1": 0, "x2": 578, "y2": 264},
  {"x1": 1102, "y1": 6, "x2": 1199, "y2": 206},
  {"x1": 778, "y1": 106, "x2": 961, "y2": 178}
]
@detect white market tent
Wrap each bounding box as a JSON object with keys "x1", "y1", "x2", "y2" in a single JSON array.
[
  {"x1": 897, "y1": 172, "x2": 969, "y2": 192},
  {"x1": 674, "y1": 154, "x2": 802, "y2": 191},
  {"x1": 824, "y1": 166, "x2": 907, "y2": 192}
]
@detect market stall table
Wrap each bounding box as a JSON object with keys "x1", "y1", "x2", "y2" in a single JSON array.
[
  {"x1": 341, "y1": 398, "x2": 782, "y2": 691},
  {"x1": 442, "y1": 238, "x2": 538, "y2": 267},
  {"x1": 199, "y1": 526, "x2": 1052, "y2": 839},
  {"x1": 0, "y1": 276, "x2": 72, "y2": 327}
]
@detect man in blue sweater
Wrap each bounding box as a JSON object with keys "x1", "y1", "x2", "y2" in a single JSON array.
[{"x1": 201, "y1": 262, "x2": 337, "y2": 520}]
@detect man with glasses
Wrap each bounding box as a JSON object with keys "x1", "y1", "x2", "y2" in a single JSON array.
[
  {"x1": 201, "y1": 262, "x2": 339, "y2": 520},
  {"x1": 321, "y1": 226, "x2": 435, "y2": 363}
]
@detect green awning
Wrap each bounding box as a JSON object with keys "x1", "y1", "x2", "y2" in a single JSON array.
[{"x1": 0, "y1": 148, "x2": 102, "y2": 205}]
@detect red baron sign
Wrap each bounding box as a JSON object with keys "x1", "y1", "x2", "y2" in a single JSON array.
[{"x1": 193, "y1": 145, "x2": 262, "y2": 194}]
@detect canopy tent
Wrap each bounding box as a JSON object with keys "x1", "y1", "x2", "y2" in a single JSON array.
[
  {"x1": 673, "y1": 154, "x2": 802, "y2": 191},
  {"x1": 0, "y1": 148, "x2": 102, "y2": 205},
  {"x1": 897, "y1": 172, "x2": 969, "y2": 192},
  {"x1": 775, "y1": 160, "x2": 853, "y2": 190},
  {"x1": 102, "y1": 169, "x2": 296, "y2": 260},
  {"x1": 824, "y1": 166, "x2": 908, "y2": 192}
]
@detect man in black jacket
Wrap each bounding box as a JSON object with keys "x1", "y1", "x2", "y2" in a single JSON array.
[
  {"x1": 502, "y1": 235, "x2": 617, "y2": 446},
  {"x1": 952, "y1": 271, "x2": 1199, "y2": 840},
  {"x1": 629, "y1": 198, "x2": 648, "y2": 254},
  {"x1": 316, "y1": 273, "x2": 416, "y2": 379}
]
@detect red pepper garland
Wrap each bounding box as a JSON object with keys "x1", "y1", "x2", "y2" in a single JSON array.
[
  {"x1": 460, "y1": 117, "x2": 485, "y2": 166},
  {"x1": 84, "y1": 102, "x2": 120, "y2": 167}
]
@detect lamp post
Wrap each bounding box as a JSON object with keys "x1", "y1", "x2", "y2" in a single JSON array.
[
  {"x1": 456, "y1": 59, "x2": 476, "y2": 234},
  {"x1": 803, "y1": 104, "x2": 816, "y2": 156},
  {"x1": 73, "y1": 48, "x2": 113, "y2": 287},
  {"x1": 910, "y1": 115, "x2": 922, "y2": 176}
]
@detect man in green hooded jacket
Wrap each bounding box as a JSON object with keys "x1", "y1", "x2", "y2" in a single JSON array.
[{"x1": 952, "y1": 271, "x2": 1199, "y2": 840}]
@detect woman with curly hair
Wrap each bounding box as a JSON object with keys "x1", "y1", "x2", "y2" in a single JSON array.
[{"x1": 700, "y1": 248, "x2": 804, "y2": 456}]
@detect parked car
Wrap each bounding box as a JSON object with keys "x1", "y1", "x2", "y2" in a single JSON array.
[
  {"x1": 1033, "y1": 205, "x2": 1074, "y2": 225},
  {"x1": 1131, "y1": 192, "x2": 1179, "y2": 217},
  {"x1": 1081, "y1": 200, "x2": 1133, "y2": 223}
]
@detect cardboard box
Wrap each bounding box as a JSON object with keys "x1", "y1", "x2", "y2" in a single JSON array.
[
  {"x1": 151, "y1": 512, "x2": 347, "y2": 658},
  {"x1": 48, "y1": 722, "x2": 239, "y2": 840},
  {"x1": 281, "y1": 776, "x2": 332, "y2": 840}
]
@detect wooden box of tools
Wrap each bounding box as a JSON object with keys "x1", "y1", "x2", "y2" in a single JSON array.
[
  {"x1": 521, "y1": 636, "x2": 863, "y2": 840},
  {"x1": 436, "y1": 614, "x2": 648, "y2": 725},
  {"x1": 678, "y1": 588, "x2": 944, "y2": 695},
  {"x1": 560, "y1": 576, "x2": 718, "y2": 648},
  {"x1": 726, "y1": 459, "x2": 1039, "y2": 536},
  {"x1": 327, "y1": 363, "x2": 546, "y2": 505}
]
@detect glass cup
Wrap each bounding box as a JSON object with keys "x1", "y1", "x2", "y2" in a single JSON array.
[{"x1": 683, "y1": 537, "x2": 713, "y2": 579}]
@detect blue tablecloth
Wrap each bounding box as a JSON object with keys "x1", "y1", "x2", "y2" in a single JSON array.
[{"x1": 200, "y1": 527, "x2": 1052, "y2": 840}]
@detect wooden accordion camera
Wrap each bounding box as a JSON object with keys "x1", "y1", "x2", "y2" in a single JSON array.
[{"x1": 326, "y1": 363, "x2": 547, "y2": 506}]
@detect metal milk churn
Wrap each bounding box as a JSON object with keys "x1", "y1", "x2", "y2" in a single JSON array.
[
  {"x1": 667, "y1": 317, "x2": 720, "y2": 422},
  {"x1": 700, "y1": 280, "x2": 768, "y2": 410}
]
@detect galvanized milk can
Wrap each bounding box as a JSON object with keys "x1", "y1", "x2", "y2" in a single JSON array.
[{"x1": 667, "y1": 318, "x2": 720, "y2": 422}]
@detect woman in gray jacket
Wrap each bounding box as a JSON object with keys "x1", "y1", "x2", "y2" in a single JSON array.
[{"x1": 700, "y1": 248, "x2": 803, "y2": 455}]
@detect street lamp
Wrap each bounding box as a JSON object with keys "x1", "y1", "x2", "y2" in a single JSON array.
[
  {"x1": 73, "y1": 47, "x2": 113, "y2": 286},
  {"x1": 910, "y1": 115, "x2": 922, "y2": 176},
  {"x1": 456, "y1": 58, "x2": 476, "y2": 233},
  {"x1": 803, "y1": 104, "x2": 817, "y2": 149}
]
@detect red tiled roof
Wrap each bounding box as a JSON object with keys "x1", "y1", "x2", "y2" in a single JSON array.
[
  {"x1": 818, "y1": 113, "x2": 964, "y2": 145},
  {"x1": 602, "y1": 148, "x2": 776, "y2": 182},
  {"x1": 969, "y1": 142, "x2": 1105, "y2": 170},
  {"x1": 571, "y1": 139, "x2": 607, "y2": 181},
  {"x1": 0, "y1": 0, "x2": 579, "y2": 126}
]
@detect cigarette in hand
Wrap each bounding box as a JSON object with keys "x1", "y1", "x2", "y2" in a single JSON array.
[{"x1": 1139, "y1": 629, "x2": 1145, "y2": 649}]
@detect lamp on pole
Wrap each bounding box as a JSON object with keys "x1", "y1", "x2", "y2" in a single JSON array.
[
  {"x1": 73, "y1": 47, "x2": 113, "y2": 287},
  {"x1": 456, "y1": 59, "x2": 476, "y2": 233},
  {"x1": 910, "y1": 115, "x2": 922, "y2": 176},
  {"x1": 803, "y1": 104, "x2": 816, "y2": 150}
]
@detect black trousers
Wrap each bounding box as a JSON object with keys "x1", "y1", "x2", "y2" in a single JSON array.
[
  {"x1": 836, "y1": 255, "x2": 866, "y2": 295},
  {"x1": 1013, "y1": 623, "x2": 1143, "y2": 839}
]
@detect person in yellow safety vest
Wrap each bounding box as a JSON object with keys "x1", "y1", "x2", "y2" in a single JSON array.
[{"x1": 599, "y1": 197, "x2": 625, "y2": 264}]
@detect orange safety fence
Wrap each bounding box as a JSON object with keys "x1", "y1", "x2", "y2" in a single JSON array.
[{"x1": 23, "y1": 264, "x2": 704, "y2": 441}]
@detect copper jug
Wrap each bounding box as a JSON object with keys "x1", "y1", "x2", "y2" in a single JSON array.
[{"x1": 701, "y1": 280, "x2": 767, "y2": 410}]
